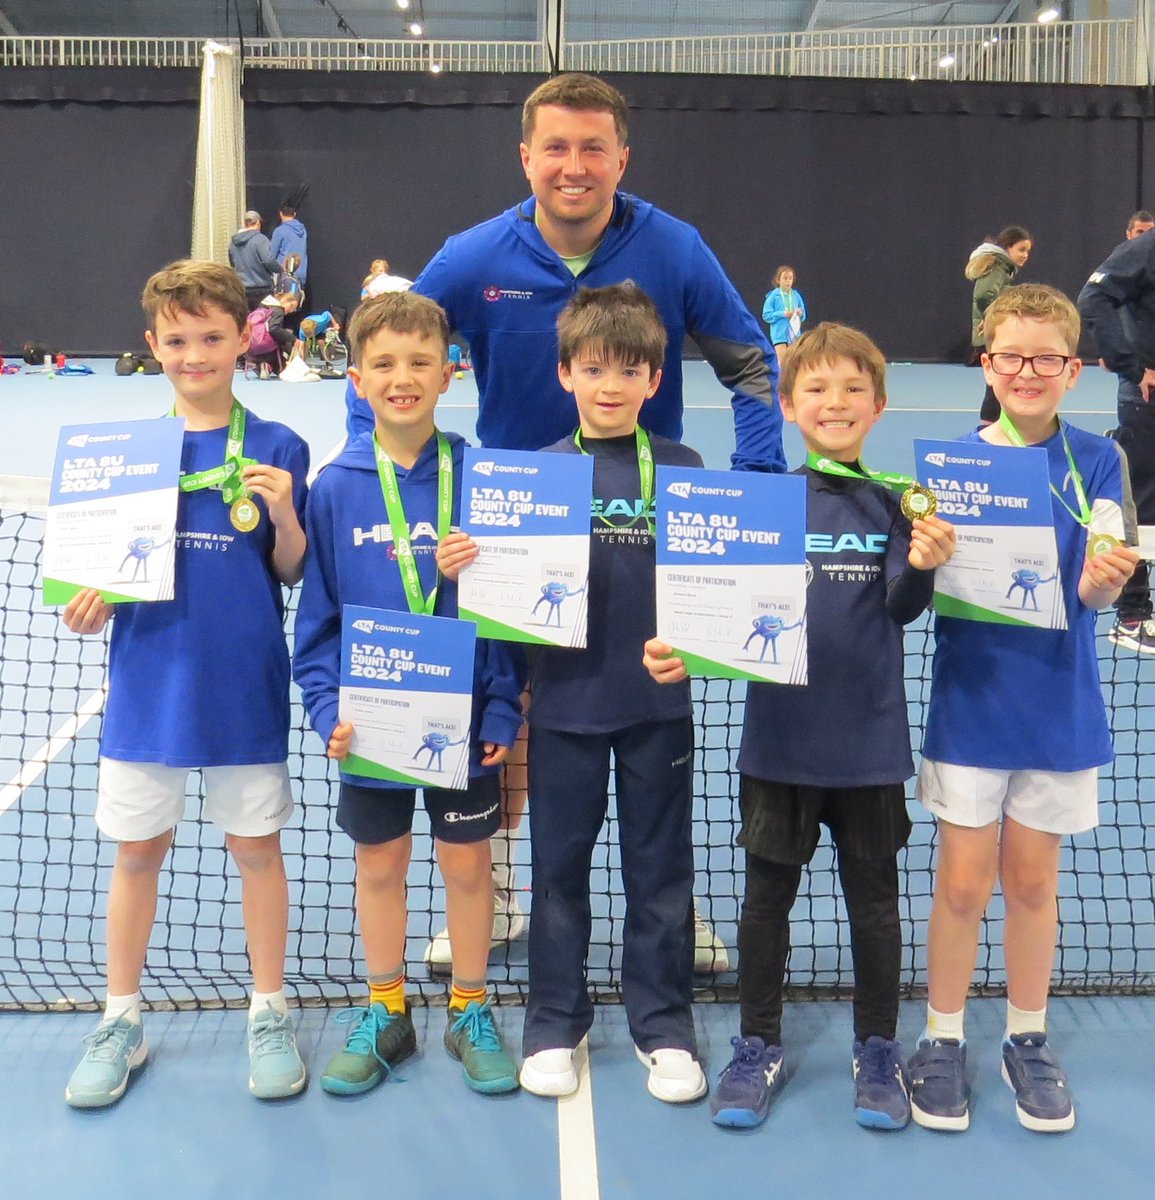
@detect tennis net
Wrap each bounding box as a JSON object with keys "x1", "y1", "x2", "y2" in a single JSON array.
[{"x1": 2, "y1": 483, "x2": 1153, "y2": 1010}]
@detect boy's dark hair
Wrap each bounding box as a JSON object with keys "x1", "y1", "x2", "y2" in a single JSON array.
[
  {"x1": 772, "y1": 265, "x2": 796, "y2": 286},
  {"x1": 983, "y1": 283, "x2": 1081, "y2": 354},
  {"x1": 141, "y1": 259, "x2": 247, "y2": 334},
  {"x1": 522, "y1": 73, "x2": 629, "y2": 145},
  {"x1": 347, "y1": 292, "x2": 450, "y2": 365},
  {"x1": 556, "y1": 282, "x2": 667, "y2": 375},
  {"x1": 780, "y1": 322, "x2": 887, "y2": 403}
]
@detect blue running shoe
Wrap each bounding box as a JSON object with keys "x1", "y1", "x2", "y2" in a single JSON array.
[
  {"x1": 853, "y1": 1036, "x2": 910, "y2": 1130},
  {"x1": 320, "y1": 1002, "x2": 416, "y2": 1096},
  {"x1": 1001, "y1": 1033, "x2": 1075, "y2": 1132},
  {"x1": 710, "y1": 1036, "x2": 784, "y2": 1128},
  {"x1": 909, "y1": 1038, "x2": 969, "y2": 1131},
  {"x1": 444, "y1": 1001, "x2": 519, "y2": 1095},
  {"x1": 248, "y1": 1008, "x2": 307, "y2": 1100},
  {"x1": 65, "y1": 1018, "x2": 148, "y2": 1109}
]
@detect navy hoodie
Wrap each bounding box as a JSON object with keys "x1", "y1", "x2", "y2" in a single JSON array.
[{"x1": 293, "y1": 429, "x2": 523, "y2": 787}]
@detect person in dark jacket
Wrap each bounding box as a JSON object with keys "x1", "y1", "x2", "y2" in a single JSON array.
[
  {"x1": 1078, "y1": 212, "x2": 1155, "y2": 652},
  {"x1": 966, "y1": 225, "x2": 1032, "y2": 422},
  {"x1": 228, "y1": 211, "x2": 282, "y2": 310}
]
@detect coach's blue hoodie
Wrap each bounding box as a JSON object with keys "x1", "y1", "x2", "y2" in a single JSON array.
[
  {"x1": 270, "y1": 217, "x2": 308, "y2": 284},
  {"x1": 293, "y1": 429, "x2": 523, "y2": 787}
]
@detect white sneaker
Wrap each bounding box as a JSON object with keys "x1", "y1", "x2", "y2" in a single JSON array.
[
  {"x1": 520, "y1": 1048, "x2": 579, "y2": 1097},
  {"x1": 423, "y1": 889, "x2": 528, "y2": 969},
  {"x1": 635, "y1": 1045, "x2": 707, "y2": 1104},
  {"x1": 693, "y1": 902, "x2": 730, "y2": 973}
]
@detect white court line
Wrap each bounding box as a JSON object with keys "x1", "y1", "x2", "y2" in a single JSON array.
[
  {"x1": 558, "y1": 1038, "x2": 600, "y2": 1200},
  {"x1": 0, "y1": 686, "x2": 107, "y2": 816}
]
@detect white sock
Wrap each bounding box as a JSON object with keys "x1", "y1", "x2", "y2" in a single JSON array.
[
  {"x1": 104, "y1": 992, "x2": 142, "y2": 1025},
  {"x1": 491, "y1": 825, "x2": 517, "y2": 895},
  {"x1": 924, "y1": 1004, "x2": 965, "y2": 1043},
  {"x1": 1005, "y1": 1001, "x2": 1047, "y2": 1039},
  {"x1": 250, "y1": 990, "x2": 289, "y2": 1018}
]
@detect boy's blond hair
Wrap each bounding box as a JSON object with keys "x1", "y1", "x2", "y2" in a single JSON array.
[
  {"x1": 982, "y1": 283, "x2": 1081, "y2": 354},
  {"x1": 346, "y1": 292, "x2": 450, "y2": 365},
  {"x1": 141, "y1": 260, "x2": 247, "y2": 333},
  {"x1": 556, "y1": 282, "x2": 667, "y2": 376},
  {"x1": 780, "y1": 322, "x2": 887, "y2": 403},
  {"x1": 522, "y1": 73, "x2": 629, "y2": 145}
]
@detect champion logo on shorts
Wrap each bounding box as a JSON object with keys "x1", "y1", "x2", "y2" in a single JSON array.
[{"x1": 444, "y1": 800, "x2": 500, "y2": 824}]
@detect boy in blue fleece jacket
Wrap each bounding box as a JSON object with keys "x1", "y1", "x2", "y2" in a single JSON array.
[{"x1": 293, "y1": 292, "x2": 523, "y2": 1097}]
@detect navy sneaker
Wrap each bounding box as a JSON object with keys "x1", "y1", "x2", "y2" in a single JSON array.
[
  {"x1": 909, "y1": 1038, "x2": 969, "y2": 1131},
  {"x1": 1001, "y1": 1033, "x2": 1075, "y2": 1132},
  {"x1": 853, "y1": 1036, "x2": 910, "y2": 1130},
  {"x1": 710, "y1": 1035, "x2": 784, "y2": 1129}
]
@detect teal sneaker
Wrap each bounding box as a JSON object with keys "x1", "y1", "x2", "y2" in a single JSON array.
[
  {"x1": 248, "y1": 1008, "x2": 307, "y2": 1100},
  {"x1": 65, "y1": 1017, "x2": 148, "y2": 1108},
  {"x1": 320, "y1": 1002, "x2": 416, "y2": 1096},
  {"x1": 444, "y1": 1001, "x2": 519, "y2": 1094}
]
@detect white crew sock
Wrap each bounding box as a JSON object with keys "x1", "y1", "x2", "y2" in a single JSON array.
[
  {"x1": 1005, "y1": 1001, "x2": 1047, "y2": 1039},
  {"x1": 104, "y1": 991, "x2": 142, "y2": 1026},
  {"x1": 249, "y1": 990, "x2": 289, "y2": 1019},
  {"x1": 924, "y1": 1004, "x2": 965, "y2": 1043}
]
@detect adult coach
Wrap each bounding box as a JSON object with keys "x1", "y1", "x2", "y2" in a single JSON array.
[
  {"x1": 1078, "y1": 211, "x2": 1155, "y2": 652},
  {"x1": 228, "y1": 211, "x2": 282, "y2": 311},
  {"x1": 347, "y1": 73, "x2": 786, "y2": 970}
]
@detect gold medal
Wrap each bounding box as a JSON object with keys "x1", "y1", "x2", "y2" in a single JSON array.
[
  {"x1": 900, "y1": 484, "x2": 937, "y2": 521},
  {"x1": 230, "y1": 496, "x2": 261, "y2": 532},
  {"x1": 1086, "y1": 531, "x2": 1123, "y2": 559}
]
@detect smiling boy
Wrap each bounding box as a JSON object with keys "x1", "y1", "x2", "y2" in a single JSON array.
[
  {"x1": 911, "y1": 284, "x2": 1139, "y2": 1134},
  {"x1": 292, "y1": 291, "x2": 523, "y2": 1097},
  {"x1": 646, "y1": 322, "x2": 956, "y2": 1132}
]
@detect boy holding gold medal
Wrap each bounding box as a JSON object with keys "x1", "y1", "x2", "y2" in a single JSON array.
[
  {"x1": 647, "y1": 323, "x2": 957, "y2": 1131},
  {"x1": 61, "y1": 261, "x2": 310, "y2": 1107},
  {"x1": 912, "y1": 284, "x2": 1140, "y2": 1134}
]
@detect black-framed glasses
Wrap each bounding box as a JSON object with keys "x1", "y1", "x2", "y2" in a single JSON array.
[{"x1": 987, "y1": 352, "x2": 1074, "y2": 377}]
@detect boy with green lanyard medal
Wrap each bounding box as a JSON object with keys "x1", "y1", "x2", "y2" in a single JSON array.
[
  {"x1": 174, "y1": 399, "x2": 262, "y2": 532},
  {"x1": 62, "y1": 260, "x2": 309, "y2": 1108},
  {"x1": 647, "y1": 321, "x2": 956, "y2": 1132},
  {"x1": 912, "y1": 284, "x2": 1139, "y2": 1134},
  {"x1": 293, "y1": 291, "x2": 523, "y2": 1097}
]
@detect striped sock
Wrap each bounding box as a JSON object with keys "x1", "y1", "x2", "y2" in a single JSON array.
[
  {"x1": 449, "y1": 980, "x2": 487, "y2": 1013},
  {"x1": 368, "y1": 972, "x2": 407, "y2": 1015}
]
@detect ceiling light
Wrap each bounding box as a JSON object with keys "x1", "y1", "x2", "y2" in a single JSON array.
[
  {"x1": 1037, "y1": 7, "x2": 1060, "y2": 22},
  {"x1": 430, "y1": 62, "x2": 442, "y2": 73},
  {"x1": 938, "y1": 54, "x2": 956, "y2": 68},
  {"x1": 408, "y1": 22, "x2": 423, "y2": 35},
  {"x1": 397, "y1": 1, "x2": 410, "y2": 9}
]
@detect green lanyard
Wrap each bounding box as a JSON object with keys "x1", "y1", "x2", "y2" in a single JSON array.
[
  {"x1": 574, "y1": 426, "x2": 654, "y2": 532},
  {"x1": 805, "y1": 451, "x2": 914, "y2": 493},
  {"x1": 172, "y1": 401, "x2": 255, "y2": 504},
  {"x1": 996, "y1": 413, "x2": 1092, "y2": 526},
  {"x1": 373, "y1": 431, "x2": 452, "y2": 615}
]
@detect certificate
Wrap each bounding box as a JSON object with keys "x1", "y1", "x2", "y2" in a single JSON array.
[
  {"x1": 656, "y1": 468, "x2": 808, "y2": 683},
  {"x1": 42, "y1": 418, "x2": 184, "y2": 606},
  {"x1": 338, "y1": 605, "x2": 477, "y2": 790},
  {"x1": 457, "y1": 448, "x2": 593, "y2": 647},
  {"x1": 914, "y1": 438, "x2": 1066, "y2": 630}
]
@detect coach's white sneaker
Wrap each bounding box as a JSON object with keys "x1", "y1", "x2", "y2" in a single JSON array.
[
  {"x1": 424, "y1": 888, "x2": 527, "y2": 970},
  {"x1": 520, "y1": 1048, "x2": 579, "y2": 1097},
  {"x1": 635, "y1": 1046, "x2": 707, "y2": 1104},
  {"x1": 693, "y1": 901, "x2": 730, "y2": 973}
]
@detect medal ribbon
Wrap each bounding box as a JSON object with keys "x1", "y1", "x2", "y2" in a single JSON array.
[
  {"x1": 805, "y1": 451, "x2": 914, "y2": 493},
  {"x1": 171, "y1": 402, "x2": 256, "y2": 504},
  {"x1": 373, "y1": 430, "x2": 452, "y2": 615},
  {"x1": 996, "y1": 413, "x2": 1092, "y2": 527},
  {"x1": 574, "y1": 427, "x2": 654, "y2": 533}
]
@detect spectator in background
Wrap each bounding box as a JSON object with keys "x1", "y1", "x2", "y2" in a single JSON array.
[
  {"x1": 966, "y1": 225, "x2": 1032, "y2": 423},
  {"x1": 361, "y1": 258, "x2": 414, "y2": 299},
  {"x1": 762, "y1": 265, "x2": 807, "y2": 371},
  {"x1": 1078, "y1": 210, "x2": 1155, "y2": 653},
  {"x1": 270, "y1": 205, "x2": 308, "y2": 288},
  {"x1": 229, "y1": 211, "x2": 283, "y2": 311}
]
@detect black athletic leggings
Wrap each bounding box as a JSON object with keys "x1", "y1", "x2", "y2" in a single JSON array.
[{"x1": 738, "y1": 849, "x2": 902, "y2": 1045}]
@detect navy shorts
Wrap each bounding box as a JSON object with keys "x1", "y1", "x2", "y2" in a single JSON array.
[
  {"x1": 738, "y1": 775, "x2": 911, "y2": 865},
  {"x1": 337, "y1": 773, "x2": 501, "y2": 846}
]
